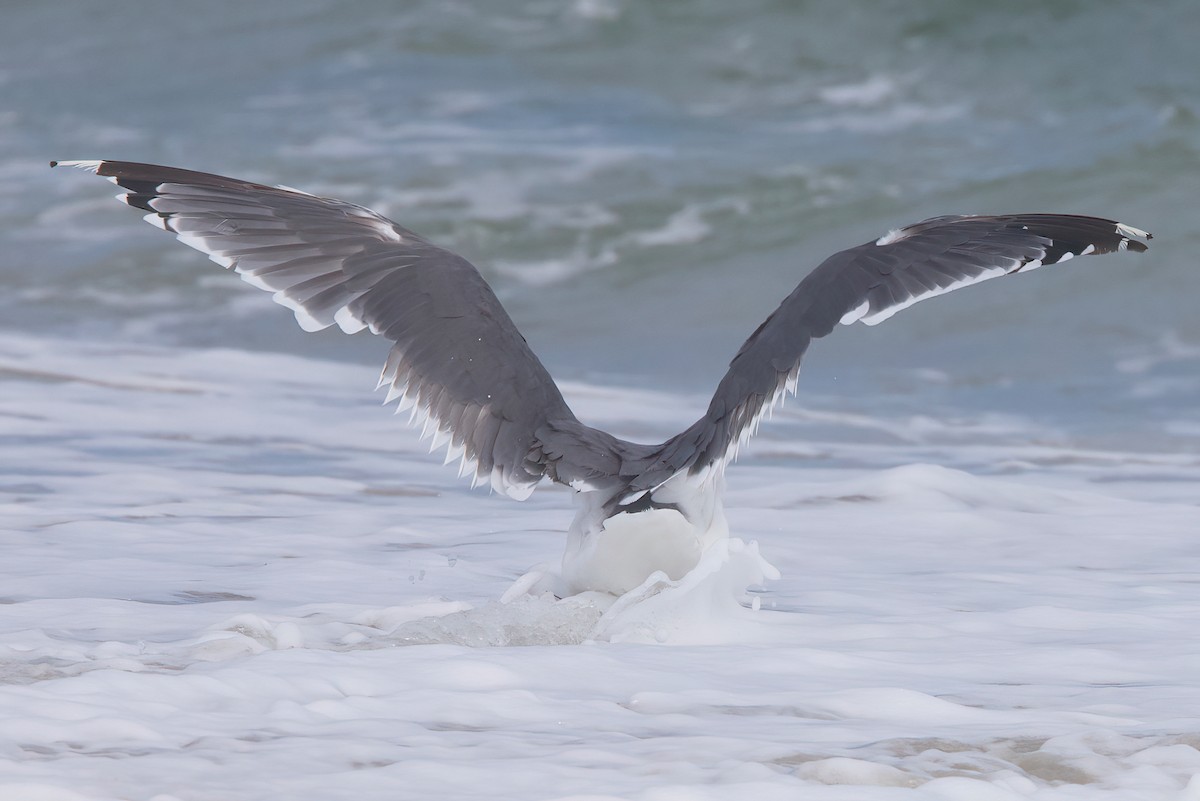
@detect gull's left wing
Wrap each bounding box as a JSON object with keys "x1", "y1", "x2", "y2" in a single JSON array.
[{"x1": 52, "y1": 159, "x2": 648, "y2": 499}]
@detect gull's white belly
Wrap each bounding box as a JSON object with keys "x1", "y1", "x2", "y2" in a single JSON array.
[{"x1": 562, "y1": 508, "x2": 703, "y2": 596}]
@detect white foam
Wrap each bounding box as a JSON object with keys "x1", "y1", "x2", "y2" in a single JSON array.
[
  {"x1": 818, "y1": 75, "x2": 896, "y2": 106},
  {"x1": 2, "y1": 333, "x2": 1198, "y2": 800},
  {"x1": 591, "y1": 537, "x2": 780, "y2": 644},
  {"x1": 630, "y1": 204, "x2": 711, "y2": 247}
]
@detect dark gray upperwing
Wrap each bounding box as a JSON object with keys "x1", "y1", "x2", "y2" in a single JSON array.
[
  {"x1": 648, "y1": 214, "x2": 1151, "y2": 481},
  {"x1": 53, "y1": 159, "x2": 643, "y2": 499}
]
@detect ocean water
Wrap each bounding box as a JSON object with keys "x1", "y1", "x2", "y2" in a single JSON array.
[{"x1": 3, "y1": 1, "x2": 1200, "y2": 799}]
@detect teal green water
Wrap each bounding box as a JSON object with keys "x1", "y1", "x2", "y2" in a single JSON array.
[{"x1": 4, "y1": 0, "x2": 1198, "y2": 448}]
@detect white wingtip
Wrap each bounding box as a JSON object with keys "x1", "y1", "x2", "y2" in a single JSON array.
[
  {"x1": 53, "y1": 160, "x2": 118, "y2": 184},
  {"x1": 1116, "y1": 222, "x2": 1151, "y2": 240},
  {"x1": 51, "y1": 160, "x2": 103, "y2": 173},
  {"x1": 334, "y1": 305, "x2": 368, "y2": 335},
  {"x1": 839, "y1": 299, "x2": 870, "y2": 326},
  {"x1": 874, "y1": 228, "x2": 905, "y2": 246},
  {"x1": 143, "y1": 211, "x2": 171, "y2": 232}
]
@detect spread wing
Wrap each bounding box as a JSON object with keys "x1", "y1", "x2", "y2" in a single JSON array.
[
  {"x1": 55, "y1": 159, "x2": 1152, "y2": 500},
  {"x1": 52, "y1": 159, "x2": 641, "y2": 499},
  {"x1": 652, "y1": 213, "x2": 1151, "y2": 477}
]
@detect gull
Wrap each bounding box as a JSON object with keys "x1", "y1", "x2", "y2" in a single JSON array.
[{"x1": 52, "y1": 159, "x2": 1151, "y2": 595}]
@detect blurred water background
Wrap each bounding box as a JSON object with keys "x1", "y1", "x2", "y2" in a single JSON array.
[{"x1": 4, "y1": 0, "x2": 1198, "y2": 451}]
